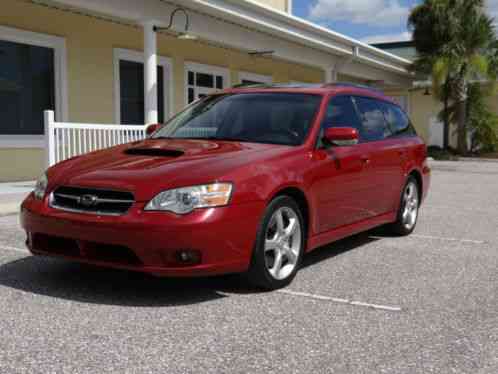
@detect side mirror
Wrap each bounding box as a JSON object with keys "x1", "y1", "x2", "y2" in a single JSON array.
[
  {"x1": 146, "y1": 123, "x2": 161, "y2": 137},
  {"x1": 323, "y1": 127, "x2": 359, "y2": 147}
]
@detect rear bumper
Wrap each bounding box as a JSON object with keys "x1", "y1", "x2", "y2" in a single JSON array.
[{"x1": 21, "y1": 194, "x2": 264, "y2": 277}]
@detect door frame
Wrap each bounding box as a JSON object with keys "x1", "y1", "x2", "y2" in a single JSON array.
[{"x1": 113, "y1": 48, "x2": 174, "y2": 124}]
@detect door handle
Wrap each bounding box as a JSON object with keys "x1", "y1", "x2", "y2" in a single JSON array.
[{"x1": 361, "y1": 156, "x2": 370, "y2": 165}]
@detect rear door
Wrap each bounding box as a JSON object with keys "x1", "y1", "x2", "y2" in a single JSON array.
[
  {"x1": 378, "y1": 100, "x2": 420, "y2": 203},
  {"x1": 352, "y1": 96, "x2": 405, "y2": 216}
]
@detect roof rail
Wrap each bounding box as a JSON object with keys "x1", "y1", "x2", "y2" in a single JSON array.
[
  {"x1": 324, "y1": 82, "x2": 384, "y2": 94},
  {"x1": 231, "y1": 83, "x2": 271, "y2": 89},
  {"x1": 232, "y1": 83, "x2": 322, "y2": 89}
]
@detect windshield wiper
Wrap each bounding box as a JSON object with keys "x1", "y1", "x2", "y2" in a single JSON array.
[
  {"x1": 152, "y1": 136, "x2": 173, "y2": 140},
  {"x1": 152, "y1": 136, "x2": 249, "y2": 142},
  {"x1": 203, "y1": 137, "x2": 248, "y2": 142}
]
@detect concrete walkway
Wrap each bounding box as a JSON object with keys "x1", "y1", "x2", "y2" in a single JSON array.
[{"x1": 0, "y1": 181, "x2": 35, "y2": 216}]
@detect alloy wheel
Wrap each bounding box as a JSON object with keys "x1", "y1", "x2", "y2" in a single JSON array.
[
  {"x1": 402, "y1": 181, "x2": 419, "y2": 231},
  {"x1": 264, "y1": 207, "x2": 302, "y2": 281}
]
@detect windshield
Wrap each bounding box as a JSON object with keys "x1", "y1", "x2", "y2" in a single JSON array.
[{"x1": 152, "y1": 93, "x2": 322, "y2": 146}]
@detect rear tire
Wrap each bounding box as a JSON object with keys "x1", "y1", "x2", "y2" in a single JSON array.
[
  {"x1": 247, "y1": 196, "x2": 305, "y2": 290},
  {"x1": 387, "y1": 176, "x2": 420, "y2": 236}
]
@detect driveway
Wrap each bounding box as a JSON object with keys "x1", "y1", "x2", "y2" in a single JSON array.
[{"x1": 0, "y1": 160, "x2": 496, "y2": 373}]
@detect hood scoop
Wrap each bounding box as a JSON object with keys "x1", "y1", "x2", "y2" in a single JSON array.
[{"x1": 124, "y1": 147, "x2": 184, "y2": 158}]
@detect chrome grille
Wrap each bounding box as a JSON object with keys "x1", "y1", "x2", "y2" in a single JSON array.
[{"x1": 50, "y1": 186, "x2": 135, "y2": 215}]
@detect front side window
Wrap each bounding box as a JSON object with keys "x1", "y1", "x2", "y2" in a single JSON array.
[
  {"x1": 0, "y1": 39, "x2": 55, "y2": 135},
  {"x1": 353, "y1": 97, "x2": 392, "y2": 142},
  {"x1": 322, "y1": 95, "x2": 362, "y2": 131},
  {"x1": 317, "y1": 95, "x2": 362, "y2": 147},
  {"x1": 153, "y1": 93, "x2": 322, "y2": 146}
]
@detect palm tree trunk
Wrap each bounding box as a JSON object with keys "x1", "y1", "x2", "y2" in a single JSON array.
[
  {"x1": 455, "y1": 77, "x2": 468, "y2": 154},
  {"x1": 456, "y1": 99, "x2": 467, "y2": 154},
  {"x1": 443, "y1": 89, "x2": 450, "y2": 149}
]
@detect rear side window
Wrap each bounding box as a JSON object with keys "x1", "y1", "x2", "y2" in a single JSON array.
[
  {"x1": 353, "y1": 97, "x2": 392, "y2": 142},
  {"x1": 379, "y1": 101, "x2": 417, "y2": 137}
]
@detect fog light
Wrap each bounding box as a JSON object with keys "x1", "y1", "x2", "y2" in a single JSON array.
[{"x1": 175, "y1": 250, "x2": 202, "y2": 265}]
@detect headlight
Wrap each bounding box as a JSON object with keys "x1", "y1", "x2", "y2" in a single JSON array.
[
  {"x1": 144, "y1": 183, "x2": 233, "y2": 214},
  {"x1": 34, "y1": 173, "x2": 48, "y2": 200}
]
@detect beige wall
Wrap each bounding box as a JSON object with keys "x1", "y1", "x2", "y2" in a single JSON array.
[
  {"x1": 0, "y1": 149, "x2": 45, "y2": 182},
  {"x1": 0, "y1": 0, "x2": 323, "y2": 181},
  {"x1": 253, "y1": 0, "x2": 290, "y2": 12}
]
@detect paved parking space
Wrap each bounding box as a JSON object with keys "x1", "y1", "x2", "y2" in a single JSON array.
[{"x1": 0, "y1": 161, "x2": 497, "y2": 373}]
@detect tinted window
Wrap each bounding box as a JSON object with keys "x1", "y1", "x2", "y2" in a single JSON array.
[
  {"x1": 354, "y1": 97, "x2": 392, "y2": 142},
  {"x1": 153, "y1": 93, "x2": 322, "y2": 146},
  {"x1": 322, "y1": 96, "x2": 362, "y2": 131},
  {"x1": 0, "y1": 40, "x2": 55, "y2": 135},
  {"x1": 379, "y1": 101, "x2": 416, "y2": 137}
]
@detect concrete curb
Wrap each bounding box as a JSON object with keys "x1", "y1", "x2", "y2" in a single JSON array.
[{"x1": 457, "y1": 157, "x2": 498, "y2": 163}]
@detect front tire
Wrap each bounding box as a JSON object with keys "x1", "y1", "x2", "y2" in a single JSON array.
[
  {"x1": 387, "y1": 176, "x2": 420, "y2": 236},
  {"x1": 247, "y1": 196, "x2": 305, "y2": 290}
]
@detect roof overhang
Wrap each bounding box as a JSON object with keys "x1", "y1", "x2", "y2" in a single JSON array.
[{"x1": 33, "y1": 0, "x2": 414, "y2": 86}]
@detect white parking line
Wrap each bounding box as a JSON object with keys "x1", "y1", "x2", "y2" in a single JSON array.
[
  {"x1": 370, "y1": 234, "x2": 486, "y2": 245},
  {"x1": 277, "y1": 289, "x2": 402, "y2": 312},
  {"x1": 0, "y1": 245, "x2": 29, "y2": 254}
]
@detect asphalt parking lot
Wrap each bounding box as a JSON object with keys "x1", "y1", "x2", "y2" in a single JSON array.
[{"x1": 0, "y1": 160, "x2": 496, "y2": 374}]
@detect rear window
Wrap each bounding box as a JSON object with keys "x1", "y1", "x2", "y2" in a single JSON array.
[{"x1": 153, "y1": 93, "x2": 322, "y2": 146}]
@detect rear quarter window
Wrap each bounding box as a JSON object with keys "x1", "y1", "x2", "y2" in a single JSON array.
[{"x1": 379, "y1": 101, "x2": 417, "y2": 137}]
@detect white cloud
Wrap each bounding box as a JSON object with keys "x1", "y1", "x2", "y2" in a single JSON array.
[
  {"x1": 309, "y1": 0, "x2": 409, "y2": 28},
  {"x1": 360, "y1": 31, "x2": 412, "y2": 44}
]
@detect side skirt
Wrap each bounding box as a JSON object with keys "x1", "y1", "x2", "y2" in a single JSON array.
[{"x1": 306, "y1": 212, "x2": 396, "y2": 252}]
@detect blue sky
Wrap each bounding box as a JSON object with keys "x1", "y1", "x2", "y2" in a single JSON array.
[
  {"x1": 292, "y1": 0, "x2": 419, "y2": 43},
  {"x1": 292, "y1": 0, "x2": 498, "y2": 44}
]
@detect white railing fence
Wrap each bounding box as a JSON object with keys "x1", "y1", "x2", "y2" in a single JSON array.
[{"x1": 44, "y1": 110, "x2": 149, "y2": 167}]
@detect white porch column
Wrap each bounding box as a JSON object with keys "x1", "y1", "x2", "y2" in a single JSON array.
[
  {"x1": 324, "y1": 67, "x2": 337, "y2": 83},
  {"x1": 143, "y1": 21, "x2": 158, "y2": 125}
]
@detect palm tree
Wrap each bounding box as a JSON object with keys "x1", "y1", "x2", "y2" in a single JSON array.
[{"x1": 408, "y1": 0, "x2": 496, "y2": 154}]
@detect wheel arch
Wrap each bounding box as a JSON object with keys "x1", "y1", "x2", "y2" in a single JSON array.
[
  {"x1": 408, "y1": 168, "x2": 423, "y2": 204},
  {"x1": 269, "y1": 186, "x2": 311, "y2": 239}
]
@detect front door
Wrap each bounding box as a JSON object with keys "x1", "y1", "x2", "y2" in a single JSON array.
[{"x1": 310, "y1": 95, "x2": 373, "y2": 233}]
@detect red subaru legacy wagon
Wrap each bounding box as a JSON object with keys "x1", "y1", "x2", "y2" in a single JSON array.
[{"x1": 21, "y1": 84, "x2": 430, "y2": 289}]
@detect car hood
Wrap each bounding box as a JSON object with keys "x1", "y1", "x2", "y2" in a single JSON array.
[{"x1": 48, "y1": 139, "x2": 282, "y2": 201}]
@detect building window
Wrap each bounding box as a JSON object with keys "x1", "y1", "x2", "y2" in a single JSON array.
[
  {"x1": 0, "y1": 40, "x2": 55, "y2": 135},
  {"x1": 119, "y1": 61, "x2": 164, "y2": 125},
  {"x1": 114, "y1": 49, "x2": 173, "y2": 124},
  {"x1": 185, "y1": 62, "x2": 229, "y2": 104}
]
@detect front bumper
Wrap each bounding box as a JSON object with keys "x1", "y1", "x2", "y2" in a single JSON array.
[{"x1": 21, "y1": 194, "x2": 264, "y2": 277}]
